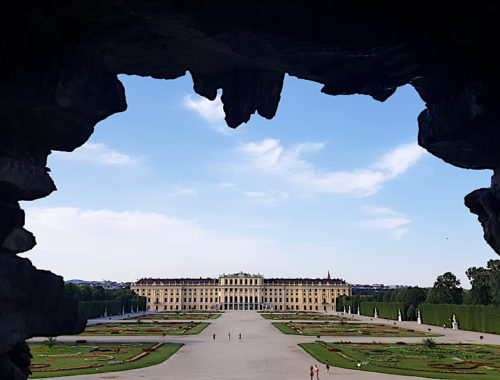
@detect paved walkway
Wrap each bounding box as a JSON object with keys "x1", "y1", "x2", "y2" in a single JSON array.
[{"x1": 34, "y1": 311, "x2": 481, "y2": 380}]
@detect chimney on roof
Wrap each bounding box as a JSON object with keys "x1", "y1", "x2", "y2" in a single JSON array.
[{"x1": 327, "y1": 270, "x2": 331, "y2": 280}]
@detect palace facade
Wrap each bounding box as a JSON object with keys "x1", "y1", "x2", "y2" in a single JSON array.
[{"x1": 131, "y1": 272, "x2": 351, "y2": 312}]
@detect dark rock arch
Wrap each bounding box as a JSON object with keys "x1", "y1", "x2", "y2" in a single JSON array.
[{"x1": 1, "y1": 1, "x2": 500, "y2": 378}]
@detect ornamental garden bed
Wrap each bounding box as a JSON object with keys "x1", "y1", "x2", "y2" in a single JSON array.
[
  {"x1": 28, "y1": 342, "x2": 182, "y2": 378},
  {"x1": 299, "y1": 342, "x2": 500, "y2": 379},
  {"x1": 260, "y1": 312, "x2": 356, "y2": 321},
  {"x1": 126, "y1": 312, "x2": 221, "y2": 320},
  {"x1": 81, "y1": 322, "x2": 209, "y2": 335},
  {"x1": 272, "y1": 322, "x2": 441, "y2": 337}
]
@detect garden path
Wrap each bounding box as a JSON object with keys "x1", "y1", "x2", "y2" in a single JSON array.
[{"x1": 36, "y1": 311, "x2": 436, "y2": 380}]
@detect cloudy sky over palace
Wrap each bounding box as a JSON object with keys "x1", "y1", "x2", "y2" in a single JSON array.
[{"x1": 21, "y1": 74, "x2": 494, "y2": 286}]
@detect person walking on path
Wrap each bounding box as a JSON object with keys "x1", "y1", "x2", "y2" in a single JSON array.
[
  {"x1": 309, "y1": 366, "x2": 314, "y2": 380},
  {"x1": 325, "y1": 360, "x2": 330, "y2": 375},
  {"x1": 314, "y1": 364, "x2": 320, "y2": 379},
  {"x1": 228, "y1": 332, "x2": 231, "y2": 340},
  {"x1": 238, "y1": 333, "x2": 242, "y2": 341},
  {"x1": 212, "y1": 333, "x2": 216, "y2": 341}
]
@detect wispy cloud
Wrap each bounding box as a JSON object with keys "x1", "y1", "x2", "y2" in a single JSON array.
[
  {"x1": 23, "y1": 207, "x2": 298, "y2": 281},
  {"x1": 354, "y1": 217, "x2": 411, "y2": 239},
  {"x1": 242, "y1": 190, "x2": 291, "y2": 205},
  {"x1": 362, "y1": 206, "x2": 401, "y2": 216},
  {"x1": 244, "y1": 191, "x2": 268, "y2": 198},
  {"x1": 238, "y1": 139, "x2": 426, "y2": 196},
  {"x1": 168, "y1": 188, "x2": 198, "y2": 197},
  {"x1": 218, "y1": 182, "x2": 236, "y2": 189},
  {"x1": 52, "y1": 143, "x2": 141, "y2": 167},
  {"x1": 183, "y1": 94, "x2": 232, "y2": 135}
]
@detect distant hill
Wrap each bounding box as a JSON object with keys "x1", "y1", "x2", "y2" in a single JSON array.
[{"x1": 66, "y1": 279, "x2": 99, "y2": 285}]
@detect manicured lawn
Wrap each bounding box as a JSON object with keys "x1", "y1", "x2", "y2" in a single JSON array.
[
  {"x1": 272, "y1": 322, "x2": 441, "y2": 337},
  {"x1": 82, "y1": 322, "x2": 209, "y2": 335},
  {"x1": 260, "y1": 312, "x2": 356, "y2": 321},
  {"x1": 127, "y1": 312, "x2": 221, "y2": 320},
  {"x1": 300, "y1": 342, "x2": 500, "y2": 379},
  {"x1": 29, "y1": 342, "x2": 182, "y2": 378}
]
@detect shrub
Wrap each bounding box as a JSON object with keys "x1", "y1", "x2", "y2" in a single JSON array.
[
  {"x1": 422, "y1": 338, "x2": 437, "y2": 349},
  {"x1": 43, "y1": 337, "x2": 58, "y2": 350}
]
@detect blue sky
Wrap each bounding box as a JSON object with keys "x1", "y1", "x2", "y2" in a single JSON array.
[{"x1": 21, "y1": 74, "x2": 496, "y2": 287}]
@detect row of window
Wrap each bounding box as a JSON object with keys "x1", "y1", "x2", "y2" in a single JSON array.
[
  {"x1": 138, "y1": 287, "x2": 349, "y2": 297},
  {"x1": 148, "y1": 296, "x2": 336, "y2": 305},
  {"x1": 221, "y1": 278, "x2": 260, "y2": 285}
]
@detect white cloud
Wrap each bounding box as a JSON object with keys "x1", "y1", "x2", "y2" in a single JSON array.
[
  {"x1": 218, "y1": 182, "x2": 236, "y2": 189},
  {"x1": 168, "y1": 188, "x2": 198, "y2": 196},
  {"x1": 354, "y1": 217, "x2": 411, "y2": 239},
  {"x1": 22, "y1": 207, "x2": 297, "y2": 281},
  {"x1": 52, "y1": 143, "x2": 141, "y2": 167},
  {"x1": 183, "y1": 94, "x2": 232, "y2": 135},
  {"x1": 244, "y1": 191, "x2": 268, "y2": 198},
  {"x1": 362, "y1": 206, "x2": 400, "y2": 216},
  {"x1": 374, "y1": 143, "x2": 426, "y2": 177},
  {"x1": 237, "y1": 139, "x2": 426, "y2": 196}
]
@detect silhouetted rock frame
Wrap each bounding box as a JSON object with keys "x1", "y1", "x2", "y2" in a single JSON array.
[{"x1": 1, "y1": 1, "x2": 499, "y2": 378}]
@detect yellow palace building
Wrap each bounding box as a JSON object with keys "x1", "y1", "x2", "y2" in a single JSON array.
[{"x1": 131, "y1": 272, "x2": 351, "y2": 312}]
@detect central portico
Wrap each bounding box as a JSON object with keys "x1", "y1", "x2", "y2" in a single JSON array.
[
  {"x1": 220, "y1": 272, "x2": 263, "y2": 310},
  {"x1": 131, "y1": 271, "x2": 351, "y2": 312}
]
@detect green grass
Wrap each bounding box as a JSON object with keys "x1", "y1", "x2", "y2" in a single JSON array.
[
  {"x1": 260, "y1": 312, "x2": 356, "y2": 321},
  {"x1": 128, "y1": 313, "x2": 221, "y2": 320},
  {"x1": 299, "y1": 342, "x2": 500, "y2": 379},
  {"x1": 29, "y1": 342, "x2": 182, "y2": 378},
  {"x1": 272, "y1": 322, "x2": 442, "y2": 337},
  {"x1": 82, "y1": 322, "x2": 209, "y2": 335}
]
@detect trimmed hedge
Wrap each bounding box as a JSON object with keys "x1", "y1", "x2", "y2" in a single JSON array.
[
  {"x1": 79, "y1": 300, "x2": 121, "y2": 319},
  {"x1": 419, "y1": 303, "x2": 500, "y2": 334},
  {"x1": 360, "y1": 302, "x2": 405, "y2": 320},
  {"x1": 78, "y1": 298, "x2": 146, "y2": 319},
  {"x1": 335, "y1": 297, "x2": 360, "y2": 313}
]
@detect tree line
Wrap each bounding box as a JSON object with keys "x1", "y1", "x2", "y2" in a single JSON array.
[
  {"x1": 339, "y1": 259, "x2": 500, "y2": 320},
  {"x1": 64, "y1": 283, "x2": 143, "y2": 304}
]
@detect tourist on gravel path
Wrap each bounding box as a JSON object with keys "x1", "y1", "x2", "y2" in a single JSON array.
[
  {"x1": 309, "y1": 365, "x2": 314, "y2": 380},
  {"x1": 228, "y1": 332, "x2": 231, "y2": 340},
  {"x1": 213, "y1": 333, "x2": 215, "y2": 341},
  {"x1": 325, "y1": 360, "x2": 330, "y2": 375},
  {"x1": 314, "y1": 364, "x2": 320, "y2": 379}
]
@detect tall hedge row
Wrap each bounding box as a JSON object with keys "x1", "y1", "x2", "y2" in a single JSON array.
[
  {"x1": 336, "y1": 297, "x2": 360, "y2": 313},
  {"x1": 360, "y1": 302, "x2": 405, "y2": 320},
  {"x1": 78, "y1": 300, "x2": 122, "y2": 319},
  {"x1": 419, "y1": 304, "x2": 500, "y2": 334},
  {"x1": 78, "y1": 298, "x2": 146, "y2": 319}
]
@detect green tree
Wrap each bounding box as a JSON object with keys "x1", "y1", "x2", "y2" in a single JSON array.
[
  {"x1": 426, "y1": 272, "x2": 463, "y2": 304},
  {"x1": 487, "y1": 259, "x2": 500, "y2": 305},
  {"x1": 406, "y1": 304, "x2": 416, "y2": 321},
  {"x1": 465, "y1": 266, "x2": 491, "y2": 305}
]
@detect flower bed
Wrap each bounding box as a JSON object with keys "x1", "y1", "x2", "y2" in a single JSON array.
[
  {"x1": 29, "y1": 342, "x2": 183, "y2": 378},
  {"x1": 275, "y1": 322, "x2": 440, "y2": 337},
  {"x1": 300, "y1": 342, "x2": 500, "y2": 378}
]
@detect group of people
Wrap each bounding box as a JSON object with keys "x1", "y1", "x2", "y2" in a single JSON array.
[
  {"x1": 212, "y1": 332, "x2": 242, "y2": 340},
  {"x1": 309, "y1": 361, "x2": 330, "y2": 379}
]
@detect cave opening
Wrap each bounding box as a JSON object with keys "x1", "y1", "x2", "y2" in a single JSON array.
[{"x1": 21, "y1": 73, "x2": 493, "y2": 288}]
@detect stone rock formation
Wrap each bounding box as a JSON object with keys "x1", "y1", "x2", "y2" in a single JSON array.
[{"x1": 1, "y1": 1, "x2": 500, "y2": 378}]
